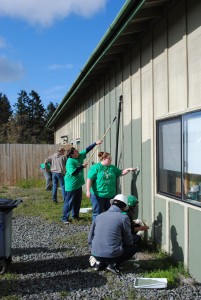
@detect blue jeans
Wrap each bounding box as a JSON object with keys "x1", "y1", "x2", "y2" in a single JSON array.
[
  {"x1": 52, "y1": 173, "x2": 65, "y2": 202},
  {"x1": 90, "y1": 194, "x2": 112, "y2": 221},
  {"x1": 40, "y1": 168, "x2": 52, "y2": 190},
  {"x1": 95, "y1": 244, "x2": 138, "y2": 266},
  {"x1": 62, "y1": 187, "x2": 82, "y2": 221}
]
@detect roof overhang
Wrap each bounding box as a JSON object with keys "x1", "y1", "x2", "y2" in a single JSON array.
[{"x1": 47, "y1": 0, "x2": 170, "y2": 128}]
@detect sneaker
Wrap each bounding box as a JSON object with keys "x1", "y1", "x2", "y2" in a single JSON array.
[
  {"x1": 106, "y1": 263, "x2": 120, "y2": 274},
  {"x1": 93, "y1": 261, "x2": 106, "y2": 271},
  {"x1": 89, "y1": 256, "x2": 97, "y2": 267},
  {"x1": 61, "y1": 220, "x2": 70, "y2": 225},
  {"x1": 53, "y1": 200, "x2": 58, "y2": 204}
]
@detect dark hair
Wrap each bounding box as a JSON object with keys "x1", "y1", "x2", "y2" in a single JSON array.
[
  {"x1": 98, "y1": 151, "x2": 110, "y2": 161},
  {"x1": 113, "y1": 200, "x2": 126, "y2": 209},
  {"x1": 67, "y1": 147, "x2": 76, "y2": 158}
]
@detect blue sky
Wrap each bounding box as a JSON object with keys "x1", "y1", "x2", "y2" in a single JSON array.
[{"x1": 0, "y1": 0, "x2": 126, "y2": 109}]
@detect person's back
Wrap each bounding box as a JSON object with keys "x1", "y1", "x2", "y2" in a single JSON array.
[
  {"x1": 90, "y1": 205, "x2": 133, "y2": 258},
  {"x1": 48, "y1": 152, "x2": 66, "y2": 174},
  {"x1": 88, "y1": 194, "x2": 137, "y2": 273}
]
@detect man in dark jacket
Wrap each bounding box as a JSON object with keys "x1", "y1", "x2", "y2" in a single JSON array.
[{"x1": 88, "y1": 194, "x2": 137, "y2": 274}]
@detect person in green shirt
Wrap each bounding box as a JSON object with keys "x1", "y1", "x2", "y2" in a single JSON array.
[
  {"x1": 86, "y1": 151, "x2": 137, "y2": 221},
  {"x1": 61, "y1": 140, "x2": 102, "y2": 224},
  {"x1": 123, "y1": 195, "x2": 149, "y2": 246},
  {"x1": 39, "y1": 162, "x2": 52, "y2": 190}
]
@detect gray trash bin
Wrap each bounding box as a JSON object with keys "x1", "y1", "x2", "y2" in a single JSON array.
[{"x1": 0, "y1": 198, "x2": 22, "y2": 275}]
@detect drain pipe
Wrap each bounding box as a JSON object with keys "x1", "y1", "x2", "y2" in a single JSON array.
[{"x1": 115, "y1": 95, "x2": 123, "y2": 166}]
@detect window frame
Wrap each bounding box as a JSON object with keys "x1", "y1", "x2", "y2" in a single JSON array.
[{"x1": 156, "y1": 110, "x2": 201, "y2": 208}]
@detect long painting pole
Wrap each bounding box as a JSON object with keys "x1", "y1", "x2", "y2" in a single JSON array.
[
  {"x1": 115, "y1": 95, "x2": 123, "y2": 166},
  {"x1": 85, "y1": 116, "x2": 117, "y2": 164}
]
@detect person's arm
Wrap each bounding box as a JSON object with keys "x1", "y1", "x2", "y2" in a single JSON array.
[
  {"x1": 121, "y1": 167, "x2": 137, "y2": 176},
  {"x1": 71, "y1": 163, "x2": 87, "y2": 175},
  {"x1": 122, "y1": 217, "x2": 134, "y2": 245},
  {"x1": 44, "y1": 157, "x2": 51, "y2": 171},
  {"x1": 86, "y1": 178, "x2": 92, "y2": 198},
  {"x1": 133, "y1": 225, "x2": 149, "y2": 232},
  {"x1": 85, "y1": 140, "x2": 103, "y2": 153}
]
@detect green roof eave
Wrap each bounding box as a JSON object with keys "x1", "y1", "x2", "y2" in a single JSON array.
[{"x1": 47, "y1": 0, "x2": 146, "y2": 128}]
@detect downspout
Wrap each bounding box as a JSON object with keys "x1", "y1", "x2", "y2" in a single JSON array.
[{"x1": 47, "y1": 0, "x2": 146, "y2": 128}]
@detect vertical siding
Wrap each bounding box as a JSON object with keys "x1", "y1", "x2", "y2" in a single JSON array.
[
  {"x1": 122, "y1": 50, "x2": 133, "y2": 194},
  {"x1": 153, "y1": 18, "x2": 169, "y2": 118},
  {"x1": 141, "y1": 33, "x2": 153, "y2": 226},
  {"x1": 155, "y1": 197, "x2": 167, "y2": 251},
  {"x1": 189, "y1": 208, "x2": 201, "y2": 282},
  {"x1": 110, "y1": 66, "x2": 117, "y2": 161},
  {"x1": 99, "y1": 79, "x2": 105, "y2": 143},
  {"x1": 169, "y1": 202, "x2": 185, "y2": 263},
  {"x1": 131, "y1": 43, "x2": 142, "y2": 219},
  {"x1": 187, "y1": 0, "x2": 201, "y2": 107},
  {"x1": 168, "y1": 0, "x2": 188, "y2": 112},
  {"x1": 104, "y1": 73, "x2": 111, "y2": 152}
]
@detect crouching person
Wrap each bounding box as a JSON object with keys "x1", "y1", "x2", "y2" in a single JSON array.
[{"x1": 88, "y1": 194, "x2": 137, "y2": 274}]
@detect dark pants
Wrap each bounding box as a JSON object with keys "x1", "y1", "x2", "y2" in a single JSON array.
[
  {"x1": 90, "y1": 194, "x2": 112, "y2": 221},
  {"x1": 95, "y1": 244, "x2": 137, "y2": 266},
  {"x1": 62, "y1": 187, "x2": 82, "y2": 221}
]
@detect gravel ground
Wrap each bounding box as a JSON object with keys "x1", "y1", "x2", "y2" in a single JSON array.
[{"x1": 1, "y1": 216, "x2": 201, "y2": 300}]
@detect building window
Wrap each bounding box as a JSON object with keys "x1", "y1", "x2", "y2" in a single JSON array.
[{"x1": 157, "y1": 111, "x2": 201, "y2": 207}]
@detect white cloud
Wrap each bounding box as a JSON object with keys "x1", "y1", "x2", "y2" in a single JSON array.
[
  {"x1": 0, "y1": 0, "x2": 107, "y2": 27},
  {"x1": 47, "y1": 63, "x2": 73, "y2": 71},
  {"x1": 0, "y1": 56, "x2": 25, "y2": 82}
]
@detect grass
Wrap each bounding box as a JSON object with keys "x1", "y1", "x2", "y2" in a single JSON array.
[
  {"x1": 0, "y1": 179, "x2": 92, "y2": 225},
  {"x1": 142, "y1": 251, "x2": 189, "y2": 288},
  {"x1": 0, "y1": 181, "x2": 192, "y2": 298}
]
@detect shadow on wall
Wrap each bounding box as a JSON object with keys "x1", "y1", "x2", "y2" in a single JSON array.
[
  {"x1": 130, "y1": 171, "x2": 139, "y2": 219},
  {"x1": 152, "y1": 212, "x2": 163, "y2": 247},
  {"x1": 171, "y1": 225, "x2": 184, "y2": 263}
]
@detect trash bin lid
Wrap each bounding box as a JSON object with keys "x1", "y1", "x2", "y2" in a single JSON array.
[{"x1": 0, "y1": 198, "x2": 19, "y2": 209}]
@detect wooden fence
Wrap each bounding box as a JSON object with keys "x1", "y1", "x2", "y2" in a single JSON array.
[{"x1": 0, "y1": 144, "x2": 70, "y2": 186}]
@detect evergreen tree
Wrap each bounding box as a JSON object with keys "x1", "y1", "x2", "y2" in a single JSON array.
[
  {"x1": 13, "y1": 90, "x2": 30, "y2": 143},
  {"x1": 43, "y1": 101, "x2": 58, "y2": 143},
  {"x1": 0, "y1": 89, "x2": 57, "y2": 144},
  {"x1": 27, "y1": 90, "x2": 45, "y2": 143},
  {"x1": 44, "y1": 101, "x2": 58, "y2": 122},
  {"x1": 0, "y1": 93, "x2": 13, "y2": 143}
]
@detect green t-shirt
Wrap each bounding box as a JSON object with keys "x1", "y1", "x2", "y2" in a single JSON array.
[
  {"x1": 40, "y1": 162, "x2": 50, "y2": 171},
  {"x1": 87, "y1": 163, "x2": 122, "y2": 198},
  {"x1": 64, "y1": 150, "x2": 86, "y2": 191}
]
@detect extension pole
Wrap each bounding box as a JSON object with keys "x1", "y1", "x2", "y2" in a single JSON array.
[
  {"x1": 115, "y1": 95, "x2": 123, "y2": 166},
  {"x1": 85, "y1": 116, "x2": 117, "y2": 164}
]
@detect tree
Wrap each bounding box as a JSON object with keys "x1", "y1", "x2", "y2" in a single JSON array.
[
  {"x1": 0, "y1": 89, "x2": 57, "y2": 144},
  {"x1": 0, "y1": 93, "x2": 12, "y2": 143},
  {"x1": 43, "y1": 101, "x2": 58, "y2": 143},
  {"x1": 44, "y1": 101, "x2": 58, "y2": 122},
  {"x1": 27, "y1": 90, "x2": 46, "y2": 143},
  {"x1": 13, "y1": 90, "x2": 30, "y2": 143}
]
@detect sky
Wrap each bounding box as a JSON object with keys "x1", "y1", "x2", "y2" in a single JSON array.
[{"x1": 0, "y1": 0, "x2": 126, "y2": 109}]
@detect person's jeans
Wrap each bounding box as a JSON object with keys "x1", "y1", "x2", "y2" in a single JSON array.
[
  {"x1": 40, "y1": 168, "x2": 52, "y2": 190},
  {"x1": 52, "y1": 172, "x2": 65, "y2": 202},
  {"x1": 90, "y1": 194, "x2": 112, "y2": 221},
  {"x1": 95, "y1": 244, "x2": 138, "y2": 266},
  {"x1": 62, "y1": 187, "x2": 82, "y2": 221}
]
